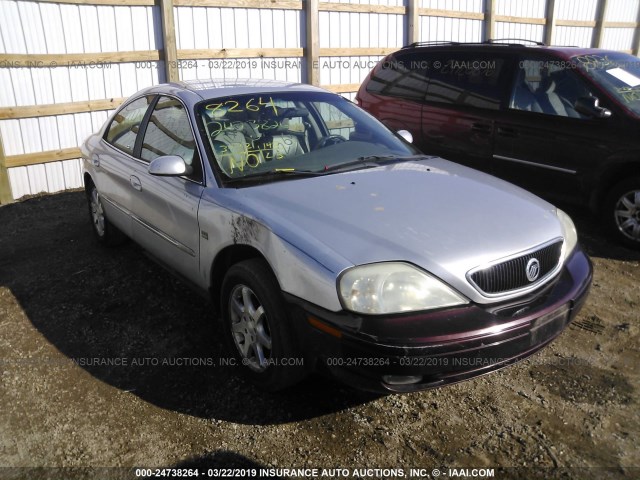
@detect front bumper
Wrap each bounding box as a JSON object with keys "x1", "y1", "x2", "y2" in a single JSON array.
[{"x1": 285, "y1": 247, "x2": 592, "y2": 393}]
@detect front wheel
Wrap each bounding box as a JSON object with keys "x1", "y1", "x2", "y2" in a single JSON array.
[
  {"x1": 604, "y1": 177, "x2": 640, "y2": 249},
  {"x1": 220, "y1": 259, "x2": 305, "y2": 391}
]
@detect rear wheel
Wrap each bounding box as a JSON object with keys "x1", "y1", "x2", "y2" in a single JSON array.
[
  {"x1": 220, "y1": 258, "x2": 305, "y2": 391},
  {"x1": 86, "y1": 182, "x2": 126, "y2": 246},
  {"x1": 604, "y1": 177, "x2": 640, "y2": 249}
]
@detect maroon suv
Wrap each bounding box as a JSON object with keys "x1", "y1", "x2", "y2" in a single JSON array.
[{"x1": 357, "y1": 41, "x2": 640, "y2": 249}]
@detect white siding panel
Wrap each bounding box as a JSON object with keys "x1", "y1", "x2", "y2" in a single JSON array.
[
  {"x1": 60, "y1": 4, "x2": 84, "y2": 54},
  {"x1": 556, "y1": 0, "x2": 598, "y2": 21},
  {"x1": 605, "y1": 0, "x2": 639, "y2": 22},
  {"x1": 61, "y1": 159, "x2": 84, "y2": 190},
  {"x1": 602, "y1": 27, "x2": 635, "y2": 50},
  {"x1": 44, "y1": 162, "x2": 67, "y2": 193},
  {"x1": 26, "y1": 164, "x2": 49, "y2": 194},
  {"x1": 8, "y1": 167, "x2": 31, "y2": 200},
  {"x1": 495, "y1": 23, "x2": 544, "y2": 43},
  {"x1": 78, "y1": 6, "x2": 102, "y2": 53},
  {"x1": 554, "y1": 26, "x2": 593, "y2": 47},
  {"x1": 0, "y1": 1, "x2": 27, "y2": 53},
  {"x1": 0, "y1": 120, "x2": 24, "y2": 157},
  {"x1": 40, "y1": 3, "x2": 66, "y2": 54},
  {"x1": 421, "y1": 17, "x2": 483, "y2": 42},
  {"x1": 422, "y1": 0, "x2": 483, "y2": 13}
]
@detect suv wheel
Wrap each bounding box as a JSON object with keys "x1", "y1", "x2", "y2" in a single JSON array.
[
  {"x1": 86, "y1": 182, "x2": 126, "y2": 246},
  {"x1": 220, "y1": 258, "x2": 305, "y2": 391},
  {"x1": 605, "y1": 177, "x2": 640, "y2": 249}
]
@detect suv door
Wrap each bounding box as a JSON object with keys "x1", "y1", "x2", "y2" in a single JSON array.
[
  {"x1": 420, "y1": 51, "x2": 511, "y2": 171},
  {"x1": 493, "y1": 55, "x2": 617, "y2": 202},
  {"x1": 130, "y1": 95, "x2": 205, "y2": 280},
  {"x1": 98, "y1": 95, "x2": 156, "y2": 236}
]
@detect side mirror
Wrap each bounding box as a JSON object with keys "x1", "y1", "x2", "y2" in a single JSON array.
[
  {"x1": 574, "y1": 96, "x2": 612, "y2": 119},
  {"x1": 397, "y1": 129, "x2": 414, "y2": 144},
  {"x1": 148, "y1": 155, "x2": 193, "y2": 177}
]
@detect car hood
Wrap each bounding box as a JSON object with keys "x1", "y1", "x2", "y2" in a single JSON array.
[{"x1": 217, "y1": 158, "x2": 564, "y2": 304}]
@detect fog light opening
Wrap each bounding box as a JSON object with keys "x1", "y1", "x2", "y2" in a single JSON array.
[{"x1": 382, "y1": 375, "x2": 423, "y2": 386}]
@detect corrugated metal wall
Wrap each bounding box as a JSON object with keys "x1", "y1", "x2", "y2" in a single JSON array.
[{"x1": 1, "y1": 0, "x2": 639, "y2": 200}]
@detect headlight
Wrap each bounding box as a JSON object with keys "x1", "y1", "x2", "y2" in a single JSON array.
[
  {"x1": 338, "y1": 262, "x2": 468, "y2": 315},
  {"x1": 556, "y1": 208, "x2": 578, "y2": 260}
]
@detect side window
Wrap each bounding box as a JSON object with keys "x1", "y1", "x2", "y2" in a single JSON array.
[
  {"x1": 510, "y1": 58, "x2": 594, "y2": 118},
  {"x1": 366, "y1": 53, "x2": 429, "y2": 101},
  {"x1": 105, "y1": 96, "x2": 154, "y2": 156},
  {"x1": 425, "y1": 54, "x2": 506, "y2": 110},
  {"x1": 141, "y1": 96, "x2": 202, "y2": 182}
]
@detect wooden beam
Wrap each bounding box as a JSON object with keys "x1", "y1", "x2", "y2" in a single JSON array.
[
  {"x1": 632, "y1": 2, "x2": 640, "y2": 56},
  {"x1": 178, "y1": 48, "x2": 303, "y2": 59},
  {"x1": 555, "y1": 19, "x2": 596, "y2": 27},
  {"x1": 160, "y1": 0, "x2": 179, "y2": 83},
  {"x1": 319, "y1": 47, "x2": 399, "y2": 57},
  {"x1": 0, "y1": 98, "x2": 126, "y2": 120},
  {"x1": 4, "y1": 148, "x2": 82, "y2": 169},
  {"x1": 0, "y1": 134, "x2": 13, "y2": 205},
  {"x1": 306, "y1": 0, "x2": 320, "y2": 86},
  {"x1": 544, "y1": 0, "x2": 557, "y2": 45},
  {"x1": 419, "y1": 8, "x2": 484, "y2": 21},
  {"x1": 322, "y1": 83, "x2": 361, "y2": 93},
  {"x1": 407, "y1": 0, "x2": 420, "y2": 45},
  {"x1": 175, "y1": 0, "x2": 302, "y2": 8},
  {"x1": 592, "y1": 0, "x2": 609, "y2": 48},
  {"x1": 603, "y1": 21, "x2": 638, "y2": 28},
  {"x1": 495, "y1": 15, "x2": 545, "y2": 26},
  {"x1": 318, "y1": 2, "x2": 405, "y2": 14},
  {"x1": 484, "y1": 0, "x2": 496, "y2": 41},
  {"x1": 0, "y1": 51, "x2": 160, "y2": 66}
]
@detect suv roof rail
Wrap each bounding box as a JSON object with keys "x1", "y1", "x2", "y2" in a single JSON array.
[
  {"x1": 486, "y1": 38, "x2": 545, "y2": 46},
  {"x1": 402, "y1": 41, "x2": 461, "y2": 49}
]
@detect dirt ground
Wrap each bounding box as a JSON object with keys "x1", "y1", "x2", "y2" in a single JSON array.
[{"x1": 0, "y1": 190, "x2": 638, "y2": 480}]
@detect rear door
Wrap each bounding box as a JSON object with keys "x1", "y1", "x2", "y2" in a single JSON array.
[
  {"x1": 420, "y1": 51, "x2": 512, "y2": 171},
  {"x1": 96, "y1": 95, "x2": 156, "y2": 236},
  {"x1": 492, "y1": 54, "x2": 615, "y2": 201},
  {"x1": 129, "y1": 95, "x2": 205, "y2": 281}
]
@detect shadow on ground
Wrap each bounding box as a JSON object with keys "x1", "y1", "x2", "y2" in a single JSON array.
[{"x1": 0, "y1": 191, "x2": 379, "y2": 425}]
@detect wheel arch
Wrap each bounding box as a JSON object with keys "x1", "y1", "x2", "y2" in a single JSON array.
[
  {"x1": 209, "y1": 244, "x2": 275, "y2": 313},
  {"x1": 590, "y1": 160, "x2": 640, "y2": 212}
]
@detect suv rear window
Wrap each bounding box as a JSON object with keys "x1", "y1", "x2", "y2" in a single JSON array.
[{"x1": 365, "y1": 53, "x2": 429, "y2": 101}]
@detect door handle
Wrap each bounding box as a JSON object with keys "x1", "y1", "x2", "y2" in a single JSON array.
[
  {"x1": 471, "y1": 123, "x2": 492, "y2": 135},
  {"x1": 129, "y1": 175, "x2": 142, "y2": 191},
  {"x1": 92, "y1": 156, "x2": 100, "y2": 168},
  {"x1": 497, "y1": 127, "x2": 518, "y2": 138}
]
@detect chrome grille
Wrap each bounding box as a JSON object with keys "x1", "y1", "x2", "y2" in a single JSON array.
[{"x1": 468, "y1": 240, "x2": 564, "y2": 295}]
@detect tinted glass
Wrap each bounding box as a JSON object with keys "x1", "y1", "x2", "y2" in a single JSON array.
[
  {"x1": 573, "y1": 51, "x2": 640, "y2": 117},
  {"x1": 141, "y1": 96, "x2": 201, "y2": 181},
  {"x1": 510, "y1": 57, "x2": 594, "y2": 118},
  {"x1": 365, "y1": 53, "x2": 429, "y2": 101},
  {"x1": 105, "y1": 96, "x2": 153, "y2": 155},
  {"x1": 425, "y1": 54, "x2": 505, "y2": 110}
]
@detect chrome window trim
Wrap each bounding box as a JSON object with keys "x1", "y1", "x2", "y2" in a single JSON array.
[{"x1": 493, "y1": 154, "x2": 577, "y2": 175}]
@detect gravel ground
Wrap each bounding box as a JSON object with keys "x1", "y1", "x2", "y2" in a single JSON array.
[{"x1": 0, "y1": 190, "x2": 638, "y2": 480}]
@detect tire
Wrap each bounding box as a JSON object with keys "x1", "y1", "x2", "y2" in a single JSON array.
[
  {"x1": 220, "y1": 258, "x2": 305, "y2": 391},
  {"x1": 86, "y1": 181, "x2": 126, "y2": 246},
  {"x1": 604, "y1": 177, "x2": 640, "y2": 249}
]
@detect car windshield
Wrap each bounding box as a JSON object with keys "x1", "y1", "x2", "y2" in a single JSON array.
[
  {"x1": 196, "y1": 91, "x2": 417, "y2": 180},
  {"x1": 572, "y1": 51, "x2": 640, "y2": 117}
]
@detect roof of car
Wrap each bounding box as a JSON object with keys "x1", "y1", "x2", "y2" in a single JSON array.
[
  {"x1": 399, "y1": 41, "x2": 622, "y2": 60},
  {"x1": 147, "y1": 79, "x2": 329, "y2": 102}
]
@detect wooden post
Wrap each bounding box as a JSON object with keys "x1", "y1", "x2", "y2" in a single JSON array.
[
  {"x1": 407, "y1": 0, "x2": 420, "y2": 45},
  {"x1": 160, "y1": 0, "x2": 179, "y2": 83},
  {"x1": 305, "y1": 0, "x2": 320, "y2": 86},
  {"x1": 0, "y1": 133, "x2": 14, "y2": 205},
  {"x1": 484, "y1": 0, "x2": 496, "y2": 42},
  {"x1": 592, "y1": 0, "x2": 609, "y2": 48},
  {"x1": 544, "y1": 0, "x2": 556, "y2": 46},
  {"x1": 632, "y1": 3, "x2": 640, "y2": 55}
]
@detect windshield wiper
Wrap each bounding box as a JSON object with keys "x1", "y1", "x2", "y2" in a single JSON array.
[
  {"x1": 323, "y1": 154, "x2": 426, "y2": 173},
  {"x1": 226, "y1": 168, "x2": 323, "y2": 183}
]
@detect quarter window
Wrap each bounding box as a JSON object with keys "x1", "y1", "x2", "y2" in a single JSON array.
[
  {"x1": 105, "y1": 96, "x2": 154, "y2": 156},
  {"x1": 365, "y1": 53, "x2": 429, "y2": 101},
  {"x1": 141, "y1": 96, "x2": 202, "y2": 181}
]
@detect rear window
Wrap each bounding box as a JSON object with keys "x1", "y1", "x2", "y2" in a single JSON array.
[{"x1": 365, "y1": 53, "x2": 429, "y2": 101}]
